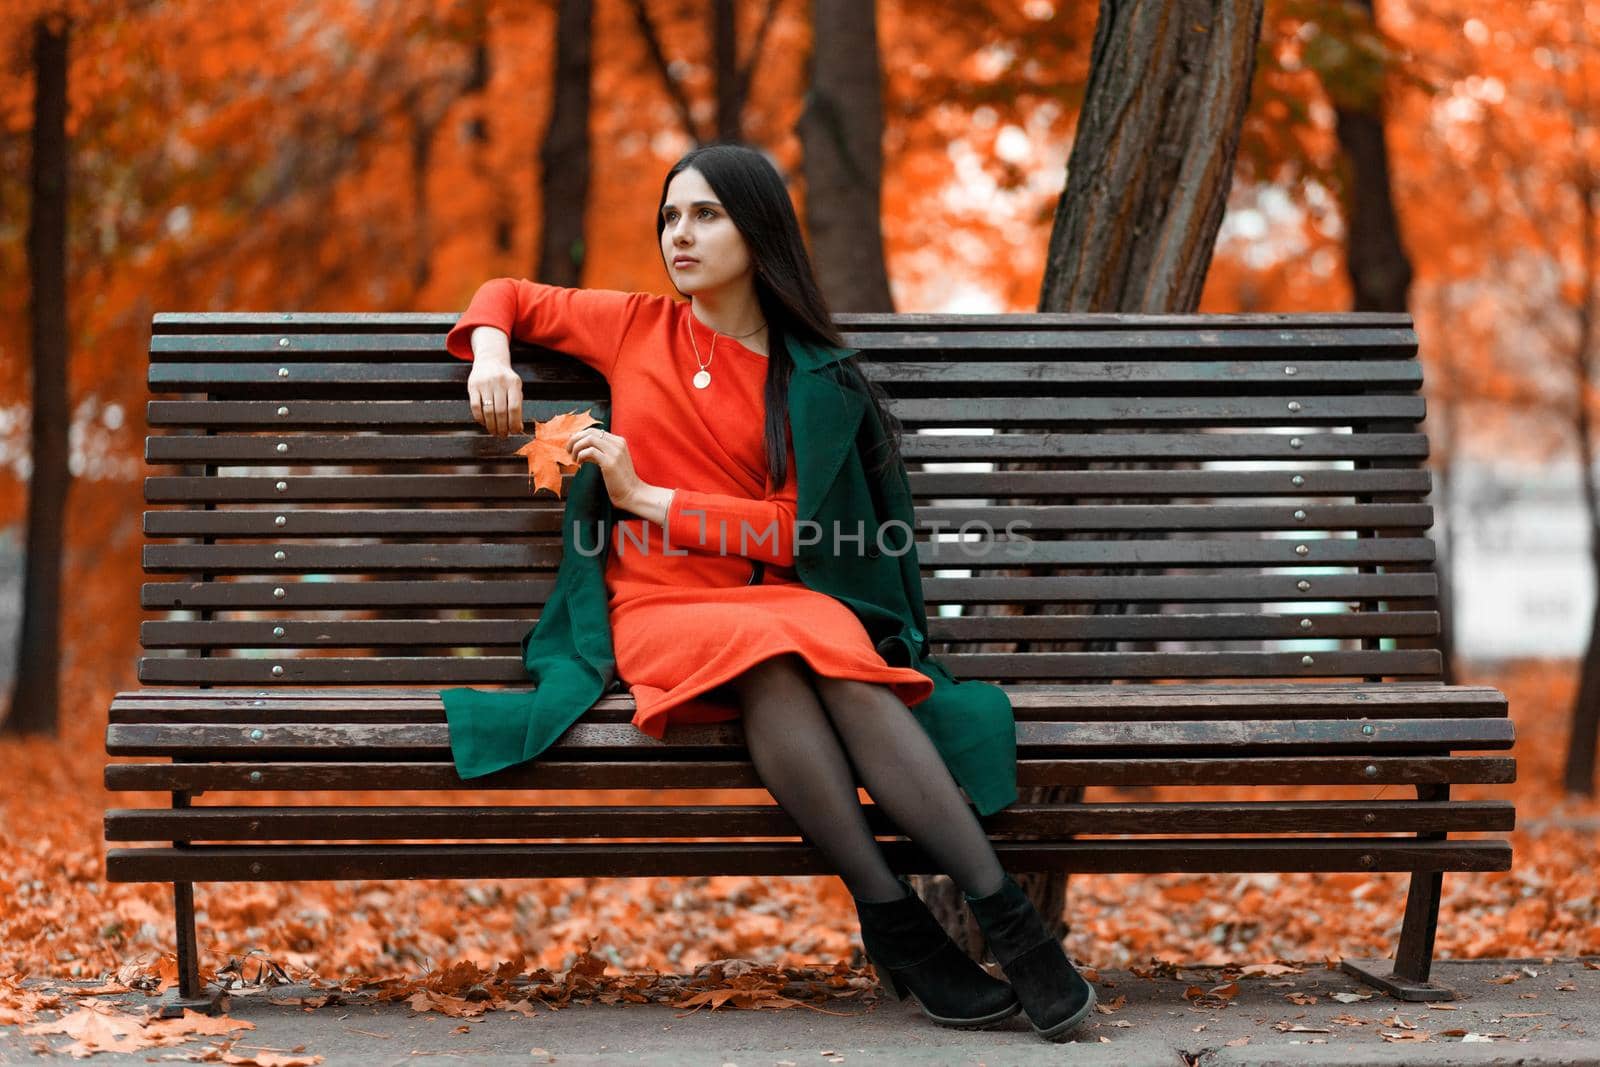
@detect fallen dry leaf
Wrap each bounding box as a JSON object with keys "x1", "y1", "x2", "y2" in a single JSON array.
[
  {"x1": 1094, "y1": 994, "x2": 1127, "y2": 1014},
  {"x1": 514, "y1": 409, "x2": 602, "y2": 496},
  {"x1": 23, "y1": 1004, "x2": 255, "y2": 1059},
  {"x1": 1381, "y1": 1030, "x2": 1435, "y2": 1042}
]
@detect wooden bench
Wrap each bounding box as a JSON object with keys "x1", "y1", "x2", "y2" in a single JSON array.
[{"x1": 107, "y1": 309, "x2": 1515, "y2": 1014}]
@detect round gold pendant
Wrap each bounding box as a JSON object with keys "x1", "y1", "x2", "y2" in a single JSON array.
[{"x1": 693, "y1": 370, "x2": 711, "y2": 389}]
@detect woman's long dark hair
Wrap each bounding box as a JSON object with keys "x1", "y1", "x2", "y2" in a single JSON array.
[{"x1": 656, "y1": 143, "x2": 904, "y2": 490}]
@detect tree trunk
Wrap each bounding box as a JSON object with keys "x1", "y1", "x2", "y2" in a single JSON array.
[
  {"x1": 537, "y1": 0, "x2": 593, "y2": 286},
  {"x1": 6, "y1": 15, "x2": 71, "y2": 737},
  {"x1": 461, "y1": 5, "x2": 512, "y2": 254},
  {"x1": 798, "y1": 0, "x2": 893, "y2": 313},
  {"x1": 713, "y1": 0, "x2": 741, "y2": 143},
  {"x1": 1567, "y1": 589, "x2": 1600, "y2": 794},
  {"x1": 407, "y1": 93, "x2": 440, "y2": 295},
  {"x1": 1326, "y1": 0, "x2": 1455, "y2": 682},
  {"x1": 1564, "y1": 174, "x2": 1600, "y2": 795},
  {"x1": 1041, "y1": 0, "x2": 1262, "y2": 311},
  {"x1": 1330, "y1": 0, "x2": 1413, "y2": 315},
  {"x1": 925, "y1": 0, "x2": 1265, "y2": 956}
]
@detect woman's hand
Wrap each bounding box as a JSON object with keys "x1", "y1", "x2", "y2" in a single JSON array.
[
  {"x1": 466, "y1": 326, "x2": 523, "y2": 437},
  {"x1": 567, "y1": 426, "x2": 660, "y2": 514}
]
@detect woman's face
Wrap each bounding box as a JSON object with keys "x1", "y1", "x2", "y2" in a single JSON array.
[{"x1": 659, "y1": 167, "x2": 754, "y2": 297}]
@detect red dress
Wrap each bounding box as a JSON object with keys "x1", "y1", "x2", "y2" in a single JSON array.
[{"x1": 446, "y1": 279, "x2": 934, "y2": 737}]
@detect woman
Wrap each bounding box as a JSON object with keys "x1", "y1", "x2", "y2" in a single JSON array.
[{"x1": 448, "y1": 143, "x2": 1095, "y2": 1041}]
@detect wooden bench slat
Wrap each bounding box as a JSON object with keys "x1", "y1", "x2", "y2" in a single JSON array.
[
  {"x1": 144, "y1": 469, "x2": 1433, "y2": 504},
  {"x1": 103, "y1": 800, "x2": 1516, "y2": 842},
  {"x1": 831, "y1": 311, "x2": 1415, "y2": 331},
  {"x1": 136, "y1": 649, "x2": 1445, "y2": 686},
  {"x1": 102, "y1": 838, "x2": 1509, "y2": 883},
  {"x1": 107, "y1": 682, "x2": 1509, "y2": 721},
  {"x1": 831, "y1": 333, "x2": 1419, "y2": 355},
  {"x1": 140, "y1": 572, "x2": 1437, "y2": 611},
  {"x1": 147, "y1": 359, "x2": 1424, "y2": 391},
  {"x1": 146, "y1": 328, "x2": 1417, "y2": 358},
  {"x1": 104, "y1": 717, "x2": 1513, "y2": 758},
  {"x1": 142, "y1": 503, "x2": 1435, "y2": 538},
  {"x1": 146, "y1": 327, "x2": 1418, "y2": 359},
  {"x1": 138, "y1": 610, "x2": 1441, "y2": 649},
  {"x1": 147, "y1": 433, "x2": 1432, "y2": 466},
  {"x1": 146, "y1": 396, "x2": 1425, "y2": 429},
  {"x1": 150, "y1": 309, "x2": 1415, "y2": 330},
  {"x1": 141, "y1": 537, "x2": 1439, "y2": 574},
  {"x1": 103, "y1": 755, "x2": 1518, "y2": 793}
]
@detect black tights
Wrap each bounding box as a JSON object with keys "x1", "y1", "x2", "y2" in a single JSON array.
[{"x1": 727, "y1": 653, "x2": 1007, "y2": 904}]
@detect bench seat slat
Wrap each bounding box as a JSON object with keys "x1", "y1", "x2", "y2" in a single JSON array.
[
  {"x1": 102, "y1": 838, "x2": 1510, "y2": 883},
  {"x1": 104, "y1": 717, "x2": 1514, "y2": 758},
  {"x1": 107, "y1": 682, "x2": 1509, "y2": 720},
  {"x1": 102, "y1": 755, "x2": 1518, "y2": 792},
  {"x1": 103, "y1": 801, "x2": 1517, "y2": 842}
]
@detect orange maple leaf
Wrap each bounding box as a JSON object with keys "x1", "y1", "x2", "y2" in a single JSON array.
[{"x1": 514, "y1": 408, "x2": 602, "y2": 497}]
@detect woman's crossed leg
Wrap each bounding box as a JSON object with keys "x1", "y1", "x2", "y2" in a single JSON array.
[
  {"x1": 728, "y1": 653, "x2": 1006, "y2": 902},
  {"x1": 728, "y1": 653, "x2": 905, "y2": 902}
]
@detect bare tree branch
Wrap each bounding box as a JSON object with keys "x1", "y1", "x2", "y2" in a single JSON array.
[
  {"x1": 736, "y1": 0, "x2": 784, "y2": 113},
  {"x1": 625, "y1": 0, "x2": 702, "y2": 143}
]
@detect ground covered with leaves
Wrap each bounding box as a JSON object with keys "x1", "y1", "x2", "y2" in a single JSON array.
[{"x1": 2, "y1": 660, "x2": 1595, "y2": 1009}]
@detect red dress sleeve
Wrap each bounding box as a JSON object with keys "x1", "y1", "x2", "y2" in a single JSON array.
[
  {"x1": 444, "y1": 278, "x2": 646, "y2": 381},
  {"x1": 666, "y1": 455, "x2": 799, "y2": 568}
]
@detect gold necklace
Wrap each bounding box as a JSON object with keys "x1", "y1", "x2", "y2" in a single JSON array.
[
  {"x1": 687, "y1": 314, "x2": 766, "y2": 389},
  {"x1": 688, "y1": 316, "x2": 717, "y2": 389}
]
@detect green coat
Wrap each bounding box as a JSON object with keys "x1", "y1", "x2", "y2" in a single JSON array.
[{"x1": 441, "y1": 335, "x2": 1020, "y2": 816}]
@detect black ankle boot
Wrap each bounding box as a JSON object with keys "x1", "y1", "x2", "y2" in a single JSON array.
[
  {"x1": 964, "y1": 873, "x2": 1096, "y2": 1041},
  {"x1": 852, "y1": 877, "x2": 1020, "y2": 1029}
]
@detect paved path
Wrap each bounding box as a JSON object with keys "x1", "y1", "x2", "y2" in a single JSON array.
[{"x1": 5, "y1": 958, "x2": 1599, "y2": 1065}]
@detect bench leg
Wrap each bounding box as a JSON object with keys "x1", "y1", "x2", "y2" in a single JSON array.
[
  {"x1": 157, "y1": 881, "x2": 227, "y2": 1017},
  {"x1": 1340, "y1": 785, "x2": 1456, "y2": 1001},
  {"x1": 1341, "y1": 870, "x2": 1455, "y2": 1001}
]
